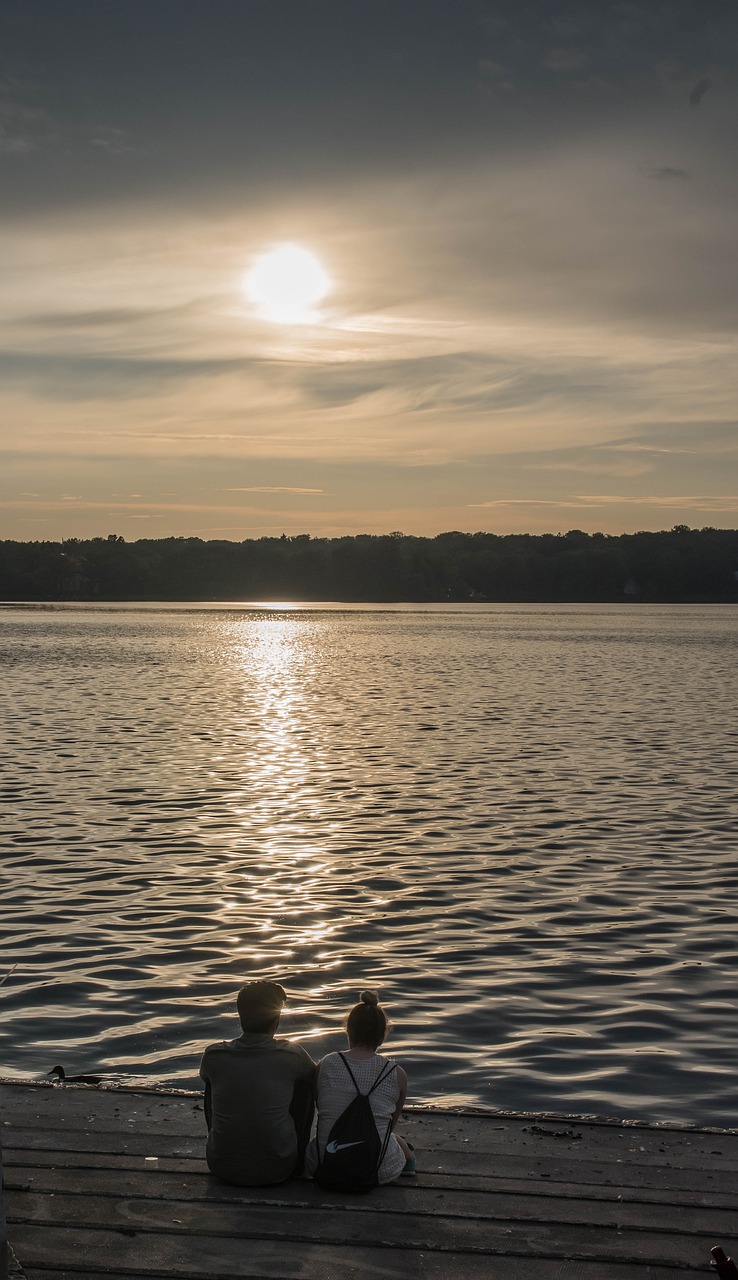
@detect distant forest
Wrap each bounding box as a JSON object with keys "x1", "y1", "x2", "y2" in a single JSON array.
[{"x1": 2, "y1": 527, "x2": 738, "y2": 603}]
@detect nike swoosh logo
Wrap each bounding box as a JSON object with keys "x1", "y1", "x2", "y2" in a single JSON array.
[{"x1": 326, "y1": 1140, "x2": 364, "y2": 1154}]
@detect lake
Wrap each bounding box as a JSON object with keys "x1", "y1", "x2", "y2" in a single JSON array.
[{"x1": 1, "y1": 601, "x2": 737, "y2": 1126}]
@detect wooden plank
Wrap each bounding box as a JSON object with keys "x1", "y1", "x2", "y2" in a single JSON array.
[
  {"x1": 0, "y1": 1089, "x2": 205, "y2": 1137},
  {"x1": 396, "y1": 1148, "x2": 733, "y2": 1191},
  {"x1": 2, "y1": 1129, "x2": 734, "y2": 1187},
  {"x1": 2, "y1": 1135, "x2": 730, "y2": 1196},
  {"x1": 5, "y1": 1161, "x2": 738, "y2": 1231},
  {"x1": 406, "y1": 1111, "x2": 738, "y2": 1162},
  {"x1": 1, "y1": 1135, "x2": 8, "y2": 1280},
  {"x1": 7, "y1": 1099, "x2": 736, "y2": 1181},
  {"x1": 4, "y1": 1094, "x2": 737, "y2": 1174},
  {"x1": 6, "y1": 1080, "x2": 737, "y2": 1140},
  {"x1": 4, "y1": 1085, "x2": 738, "y2": 1166},
  {"x1": 1, "y1": 1129, "x2": 203, "y2": 1159},
  {"x1": 4, "y1": 1175, "x2": 736, "y2": 1237},
  {"x1": 1, "y1": 1150, "x2": 204, "y2": 1176},
  {"x1": 406, "y1": 1113, "x2": 738, "y2": 1162},
  {"x1": 6, "y1": 1160, "x2": 738, "y2": 1211},
  {"x1": 10, "y1": 1224, "x2": 701, "y2": 1278},
  {"x1": 17, "y1": 1265, "x2": 678, "y2": 1280},
  {"x1": 4, "y1": 1189, "x2": 717, "y2": 1268}
]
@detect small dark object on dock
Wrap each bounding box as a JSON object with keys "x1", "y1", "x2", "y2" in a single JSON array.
[
  {"x1": 524, "y1": 1124, "x2": 582, "y2": 1140},
  {"x1": 47, "y1": 1065, "x2": 102, "y2": 1086},
  {"x1": 712, "y1": 1245, "x2": 738, "y2": 1278}
]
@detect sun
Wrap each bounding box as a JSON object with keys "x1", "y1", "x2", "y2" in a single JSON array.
[{"x1": 244, "y1": 243, "x2": 330, "y2": 323}]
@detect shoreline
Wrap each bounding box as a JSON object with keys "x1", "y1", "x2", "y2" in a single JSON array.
[{"x1": 2, "y1": 1075, "x2": 736, "y2": 1136}]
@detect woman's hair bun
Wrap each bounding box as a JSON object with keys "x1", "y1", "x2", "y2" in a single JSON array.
[{"x1": 360, "y1": 989, "x2": 379, "y2": 1006}]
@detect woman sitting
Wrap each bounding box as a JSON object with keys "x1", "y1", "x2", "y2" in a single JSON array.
[{"x1": 306, "y1": 989, "x2": 414, "y2": 1188}]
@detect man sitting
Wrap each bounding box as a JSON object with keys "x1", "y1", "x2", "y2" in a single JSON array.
[{"x1": 199, "y1": 981, "x2": 315, "y2": 1185}]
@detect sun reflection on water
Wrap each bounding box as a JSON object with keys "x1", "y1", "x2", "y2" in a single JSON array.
[{"x1": 207, "y1": 615, "x2": 355, "y2": 1024}]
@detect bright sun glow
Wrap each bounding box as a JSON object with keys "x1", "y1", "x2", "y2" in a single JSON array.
[{"x1": 244, "y1": 243, "x2": 330, "y2": 323}]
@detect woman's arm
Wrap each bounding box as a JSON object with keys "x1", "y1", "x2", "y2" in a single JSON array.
[{"x1": 390, "y1": 1064, "x2": 407, "y2": 1130}]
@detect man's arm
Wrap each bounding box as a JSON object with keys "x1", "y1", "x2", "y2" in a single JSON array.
[{"x1": 199, "y1": 1051, "x2": 212, "y2": 1128}]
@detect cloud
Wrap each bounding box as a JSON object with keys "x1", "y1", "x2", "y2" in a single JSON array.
[
  {"x1": 0, "y1": 92, "x2": 52, "y2": 153},
  {"x1": 543, "y1": 48, "x2": 589, "y2": 71},
  {"x1": 16, "y1": 306, "x2": 194, "y2": 330},
  {"x1": 468, "y1": 498, "x2": 603, "y2": 509},
  {"x1": 291, "y1": 351, "x2": 544, "y2": 415},
  {"x1": 609, "y1": 443, "x2": 697, "y2": 455},
  {"x1": 528, "y1": 458, "x2": 652, "y2": 478},
  {"x1": 578, "y1": 493, "x2": 738, "y2": 511},
  {"x1": 468, "y1": 493, "x2": 738, "y2": 516},
  {"x1": 689, "y1": 77, "x2": 711, "y2": 107},
  {"x1": 647, "y1": 166, "x2": 690, "y2": 180},
  {"x1": 223, "y1": 487, "x2": 326, "y2": 495},
  {"x1": 609, "y1": 423, "x2": 738, "y2": 455},
  {"x1": 0, "y1": 350, "x2": 258, "y2": 400},
  {"x1": 89, "y1": 127, "x2": 140, "y2": 156}
]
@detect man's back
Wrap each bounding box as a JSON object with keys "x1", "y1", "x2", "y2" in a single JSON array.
[{"x1": 200, "y1": 1032, "x2": 315, "y2": 1185}]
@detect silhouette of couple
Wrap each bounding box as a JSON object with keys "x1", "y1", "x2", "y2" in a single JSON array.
[{"x1": 199, "y1": 981, "x2": 414, "y2": 1187}]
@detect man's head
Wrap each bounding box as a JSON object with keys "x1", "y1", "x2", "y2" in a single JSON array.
[{"x1": 237, "y1": 980, "x2": 287, "y2": 1034}]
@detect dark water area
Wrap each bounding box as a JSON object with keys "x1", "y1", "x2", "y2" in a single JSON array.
[{"x1": 1, "y1": 601, "x2": 737, "y2": 1125}]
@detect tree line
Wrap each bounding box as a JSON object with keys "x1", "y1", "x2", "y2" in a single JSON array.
[{"x1": 1, "y1": 527, "x2": 737, "y2": 603}]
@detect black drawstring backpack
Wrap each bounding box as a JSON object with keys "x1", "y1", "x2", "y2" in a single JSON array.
[{"x1": 314, "y1": 1054, "x2": 397, "y2": 1193}]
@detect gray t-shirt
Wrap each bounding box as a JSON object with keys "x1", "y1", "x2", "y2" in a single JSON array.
[{"x1": 199, "y1": 1033, "x2": 315, "y2": 1185}]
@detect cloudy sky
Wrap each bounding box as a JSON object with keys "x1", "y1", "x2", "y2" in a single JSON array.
[{"x1": 1, "y1": 0, "x2": 737, "y2": 539}]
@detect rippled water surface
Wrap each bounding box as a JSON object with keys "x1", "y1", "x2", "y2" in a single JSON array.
[{"x1": 1, "y1": 602, "x2": 737, "y2": 1125}]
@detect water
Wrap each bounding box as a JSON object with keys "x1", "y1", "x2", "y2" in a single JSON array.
[{"x1": 1, "y1": 601, "x2": 737, "y2": 1126}]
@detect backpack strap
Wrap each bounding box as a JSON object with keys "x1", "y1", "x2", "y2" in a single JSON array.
[
  {"x1": 337, "y1": 1052, "x2": 360, "y2": 1094},
  {"x1": 365, "y1": 1058, "x2": 398, "y2": 1167},
  {"x1": 367, "y1": 1058, "x2": 397, "y2": 1096},
  {"x1": 338, "y1": 1052, "x2": 397, "y2": 1098},
  {"x1": 376, "y1": 1113, "x2": 395, "y2": 1167}
]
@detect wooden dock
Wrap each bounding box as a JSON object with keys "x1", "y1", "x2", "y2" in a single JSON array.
[{"x1": 1, "y1": 1080, "x2": 736, "y2": 1278}]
